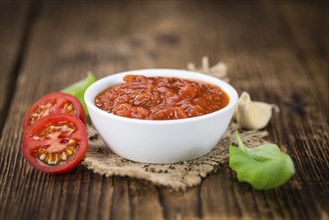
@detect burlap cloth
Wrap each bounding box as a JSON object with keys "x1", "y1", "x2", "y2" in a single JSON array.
[{"x1": 81, "y1": 57, "x2": 269, "y2": 190}]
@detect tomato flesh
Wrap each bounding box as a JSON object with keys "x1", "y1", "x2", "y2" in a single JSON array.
[
  {"x1": 22, "y1": 113, "x2": 88, "y2": 174},
  {"x1": 22, "y1": 92, "x2": 86, "y2": 131},
  {"x1": 32, "y1": 122, "x2": 77, "y2": 165}
]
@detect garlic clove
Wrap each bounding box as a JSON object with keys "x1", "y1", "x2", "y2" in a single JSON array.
[
  {"x1": 186, "y1": 62, "x2": 196, "y2": 71},
  {"x1": 234, "y1": 92, "x2": 279, "y2": 130},
  {"x1": 186, "y1": 56, "x2": 229, "y2": 82},
  {"x1": 209, "y1": 62, "x2": 227, "y2": 78},
  {"x1": 202, "y1": 56, "x2": 209, "y2": 71}
]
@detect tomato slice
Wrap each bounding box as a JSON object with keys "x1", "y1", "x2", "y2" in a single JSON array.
[
  {"x1": 22, "y1": 92, "x2": 86, "y2": 131},
  {"x1": 22, "y1": 113, "x2": 88, "y2": 174}
]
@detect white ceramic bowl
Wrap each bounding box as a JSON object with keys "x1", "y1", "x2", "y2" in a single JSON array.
[{"x1": 85, "y1": 69, "x2": 238, "y2": 163}]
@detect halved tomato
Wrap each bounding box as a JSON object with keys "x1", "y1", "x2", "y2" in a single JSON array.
[
  {"x1": 22, "y1": 92, "x2": 86, "y2": 131},
  {"x1": 22, "y1": 113, "x2": 88, "y2": 174}
]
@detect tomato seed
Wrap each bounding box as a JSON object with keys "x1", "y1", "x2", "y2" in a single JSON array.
[
  {"x1": 39, "y1": 154, "x2": 46, "y2": 160},
  {"x1": 66, "y1": 149, "x2": 73, "y2": 156},
  {"x1": 68, "y1": 138, "x2": 75, "y2": 144},
  {"x1": 61, "y1": 152, "x2": 67, "y2": 160},
  {"x1": 46, "y1": 155, "x2": 53, "y2": 164},
  {"x1": 67, "y1": 104, "x2": 73, "y2": 111},
  {"x1": 54, "y1": 154, "x2": 60, "y2": 163}
]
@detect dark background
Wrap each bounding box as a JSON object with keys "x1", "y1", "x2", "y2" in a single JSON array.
[{"x1": 0, "y1": 1, "x2": 328, "y2": 219}]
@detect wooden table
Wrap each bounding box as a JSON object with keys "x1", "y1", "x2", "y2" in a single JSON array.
[{"x1": 1, "y1": 1, "x2": 328, "y2": 219}]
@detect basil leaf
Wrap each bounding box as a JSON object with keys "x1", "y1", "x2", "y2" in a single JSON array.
[
  {"x1": 229, "y1": 131, "x2": 295, "y2": 190},
  {"x1": 62, "y1": 71, "x2": 96, "y2": 115}
]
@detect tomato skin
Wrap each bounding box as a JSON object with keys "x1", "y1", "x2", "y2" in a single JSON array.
[
  {"x1": 22, "y1": 113, "x2": 88, "y2": 174},
  {"x1": 22, "y1": 92, "x2": 86, "y2": 131}
]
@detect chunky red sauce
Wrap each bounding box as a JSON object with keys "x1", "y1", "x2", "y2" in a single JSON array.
[{"x1": 95, "y1": 75, "x2": 229, "y2": 120}]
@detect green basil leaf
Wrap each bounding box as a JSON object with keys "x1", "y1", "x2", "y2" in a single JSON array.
[
  {"x1": 229, "y1": 131, "x2": 295, "y2": 190},
  {"x1": 62, "y1": 71, "x2": 96, "y2": 115}
]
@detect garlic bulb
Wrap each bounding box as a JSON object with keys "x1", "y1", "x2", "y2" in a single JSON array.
[{"x1": 233, "y1": 92, "x2": 279, "y2": 130}]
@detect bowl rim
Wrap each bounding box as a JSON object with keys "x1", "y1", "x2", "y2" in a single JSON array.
[{"x1": 85, "y1": 68, "x2": 238, "y2": 125}]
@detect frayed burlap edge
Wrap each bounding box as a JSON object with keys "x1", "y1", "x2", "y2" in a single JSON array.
[{"x1": 82, "y1": 123, "x2": 268, "y2": 191}]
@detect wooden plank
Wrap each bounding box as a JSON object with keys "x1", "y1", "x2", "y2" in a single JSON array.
[
  {"x1": 126, "y1": 179, "x2": 163, "y2": 219},
  {"x1": 0, "y1": 1, "x2": 328, "y2": 219},
  {"x1": 157, "y1": 187, "x2": 202, "y2": 219},
  {"x1": 109, "y1": 177, "x2": 130, "y2": 219},
  {"x1": 0, "y1": 1, "x2": 31, "y2": 134},
  {"x1": 269, "y1": 1, "x2": 329, "y2": 214}
]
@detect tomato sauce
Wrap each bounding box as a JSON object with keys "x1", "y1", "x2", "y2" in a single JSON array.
[{"x1": 94, "y1": 75, "x2": 229, "y2": 120}]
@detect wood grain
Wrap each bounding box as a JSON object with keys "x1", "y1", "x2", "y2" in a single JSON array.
[
  {"x1": 0, "y1": 1, "x2": 328, "y2": 219},
  {"x1": 0, "y1": 1, "x2": 31, "y2": 134}
]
